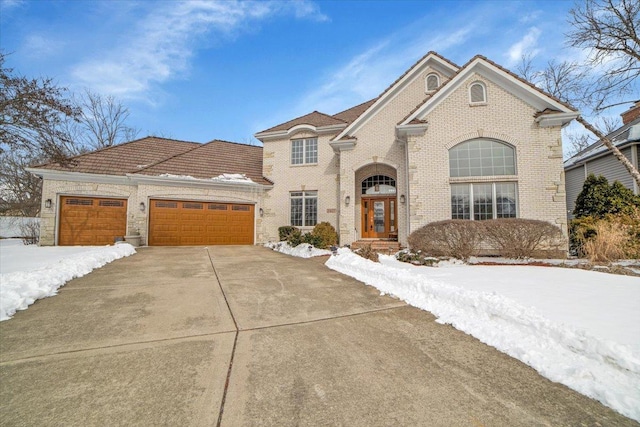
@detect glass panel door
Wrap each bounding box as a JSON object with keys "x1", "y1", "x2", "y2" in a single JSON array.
[
  {"x1": 361, "y1": 197, "x2": 397, "y2": 239},
  {"x1": 373, "y1": 201, "x2": 385, "y2": 233}
]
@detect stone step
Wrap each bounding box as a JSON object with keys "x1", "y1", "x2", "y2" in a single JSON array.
[{"x1": 350, "y1": 240, "x2": 402, "y2": 254}]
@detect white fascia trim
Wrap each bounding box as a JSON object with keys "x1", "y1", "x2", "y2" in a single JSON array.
[
  {"x1": 128, "y1": 174, "x2": 272, "y2": 191},
  {"x1": 255, "y1": 123, "x2": 346, "y2": 141},
  {"x1": 329, "y1": 139, "x2": 357, "y2": 153},
  {"x1": 401, "y1": 58, "x2": 576, "y2": 125},
  {"x1": 25, "y1": 168, "x2": 132, "y2": 185},
  {"x1": 564, "y1": 140, "x2": 638, "y2": 170},
  {"x1": 396, "y1": 123, "x2": 429, "y2": 137},
  {"x1": 536, "y1": 112, "x2": 580, "y2": 128},
  {"x1": 333, "y1": 54, "x2": 459, "y2": 142}
]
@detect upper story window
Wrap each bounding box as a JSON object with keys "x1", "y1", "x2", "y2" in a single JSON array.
[
  {"x1": 291, "y1": 138, "x2": 318, "y2": 165},
  {"x1": 425, "y1": 73, "x2": 440, "y2": 92},
  {"x1": 449, "y1": 138, "x2": 515, "y2": 177},
  {"x1": 469, "y1": 81, "x2": 487, "y2": 104}
]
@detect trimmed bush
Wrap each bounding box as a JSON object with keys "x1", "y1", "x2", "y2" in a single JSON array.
[
  {"x1": 286, "y1": 229, "x2": 303, "y2": 247},
  {"x1": 278, "y1": 226, "x2": 299, "y2": 241},
  {"x1": 408, "y1": 220, "x2": 484, "y2": 260},
  {"x1": 301, "y1": 232, "x2": 323, "y2": 248},
  {"x1": 483, "y1": 219, "x2": 563, "y2": 259},
  {"x1": 311, "y1": 222, "x2": 338, "y2": 249}
]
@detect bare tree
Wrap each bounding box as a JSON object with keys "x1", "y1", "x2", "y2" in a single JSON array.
[
  {"x1": 0, "y1": 151, "x2": 45, "y2": 217},
  {"x1": 568, "y1": 0, "x2": 640, "y2": 112},
  {"x1": 516, "y1": 1, "x2": 640, "y2": 186},
  {"x1": 0, "y1": 52, "x2": 80, "y2": 162},
  {"x1": 71, "y1": 90, "x2": 139, "y2": 152}
]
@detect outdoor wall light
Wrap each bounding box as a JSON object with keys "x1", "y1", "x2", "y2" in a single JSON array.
[
  {"x1": 400, "y1": 194, "x2": 406, "y2": 204},
  {"x1": 259, "y1": 208, "x2": 264, "y2": 217},
  {"x1": 345, "y1": 195, "x2": 351, "y2": 206},
  {"x1": 139, "y1": 202, "x2": 145, "y2": 212},
  {"x1": 45, "y1": 199, "x2": 52, "y2": 209}
]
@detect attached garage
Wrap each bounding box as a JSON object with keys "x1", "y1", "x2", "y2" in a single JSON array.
[
  {"x1": 148, "y1": 199, "x2": 254, "y2": 246},
  {"x1": 59, "y1": 196, "x2": 127, "y2": 246}
]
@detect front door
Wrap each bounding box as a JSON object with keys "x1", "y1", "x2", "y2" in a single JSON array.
[{"x1": 361, "y1": 197, "x2": 397, "y2": 239}]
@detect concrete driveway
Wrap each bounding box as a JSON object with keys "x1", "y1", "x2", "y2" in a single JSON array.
[{"x1": 0, "y1": 246, "x2": 636, "y2": 426}]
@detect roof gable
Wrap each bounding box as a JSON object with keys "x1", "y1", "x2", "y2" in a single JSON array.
[
  {"x1": 332, "y1": 51, "x2": 459, "y2": 141},
  {"x1": 400, "y1": 55, "x2": 578, "y2": 127}
]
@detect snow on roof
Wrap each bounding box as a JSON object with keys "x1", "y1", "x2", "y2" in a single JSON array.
[
  {"x1": 158, "y1": 173, "x2": 254, "y2": 183},
  {"x1": 564, "y1": 119, "x2": 640, "y2": 168}
]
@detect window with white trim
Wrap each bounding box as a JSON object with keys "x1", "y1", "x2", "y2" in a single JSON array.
[
  {"x1": 449, "y1": 139, "x2": 517, "y2": 220},
  {"x1": 290, "y1": 191, "x2": 318, "y2": 226},
  {"x1": 291, "y1": 138, "x2": 318, "y2": 165},
  {"x1": 425, "y1": 73, "x2": 440, "y2": 92},
  {"x1": 469, "y1": 81, "x2": 486, "y2": 104}
]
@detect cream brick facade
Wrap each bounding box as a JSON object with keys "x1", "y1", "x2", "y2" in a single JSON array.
[
  {"x1": 258, "y1": 53, "x2": 576, "y2": 249},
  {"x1": 38, "y1": 176, "x2": 266, "y2": 246},
  {"x1": 261, "y1": 130, "x2": 340, "y2": 242}
]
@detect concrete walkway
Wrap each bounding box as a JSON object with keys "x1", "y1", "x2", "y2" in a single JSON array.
[{"x1": 0, "y1": 246, "x2": 636, "y2": 426}]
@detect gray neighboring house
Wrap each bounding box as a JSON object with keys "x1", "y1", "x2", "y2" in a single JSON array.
[{"x1": 564, "y1": 102, "x2": 640, "y2": 218}]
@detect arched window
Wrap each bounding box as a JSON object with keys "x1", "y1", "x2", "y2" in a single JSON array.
[
  {"x1": 449, "y1": 139, "x2": 515, "y2": 177},
  {"x1": 449, "y1": 139, "x2": 517, "y2": 220},
  {"x1": 361, "y1": 175, "x2": 396, "y2": 195},
  {"x1": 469, "y1": 81, "x2": 486, "y2": 103},
  {"x1": 425, "y1": 73, "x2": 440, "y2": 92}
]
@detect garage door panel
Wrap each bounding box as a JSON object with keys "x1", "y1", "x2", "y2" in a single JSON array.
[
  {"x1": 149, "y1": 199, "x2": 254, "y2": 246},
  {"x1": 59, "y1": 196, "x2": 127, "y2": 246}
]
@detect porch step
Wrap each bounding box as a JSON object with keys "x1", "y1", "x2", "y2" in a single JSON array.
[{"x1": 350, "y1": 240, "x2": 402, "y2": 254}]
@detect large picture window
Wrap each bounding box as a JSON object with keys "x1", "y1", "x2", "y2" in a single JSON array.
[
  {"x1": 291, "y1": 138, "x2": 318, "y2": 165},
  {"x1": 451, "y1": 182, "x2": 517, "y2": 220},
  {"x1": 449, "y1": 138, "x2": 517, "y2": 220},
  {"x1": 290, "y1": 191, "x2": 318, "y2": 226}
]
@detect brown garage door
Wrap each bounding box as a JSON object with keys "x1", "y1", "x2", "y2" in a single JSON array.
[
  {"x1": 59, "y1": 196, "x2": 127, "y2": 246},
  {"x1": 148, "y1": 199, "x2": 254, "y2": 246}
]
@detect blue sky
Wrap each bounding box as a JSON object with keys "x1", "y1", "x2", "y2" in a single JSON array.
[{"x1": 0, "y1": 0, "x2": 611, "y2": 145}]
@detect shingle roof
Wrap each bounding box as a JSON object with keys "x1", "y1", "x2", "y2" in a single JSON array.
[
  {"x1": 332, "y1": 98, "x2": 378, "y2": 124},
  {"x1": 258, "y1": 111, "x2": 346, "y2": 134},
  {"x1": 564, "y1": 117, "x2": 640, "y2": 168},
  {"x1": 33, "y1": 136, "x2": 200, "y2": 175},
  {"x1": 135, "y1": 139, "x2": 272, "y2": 185}
]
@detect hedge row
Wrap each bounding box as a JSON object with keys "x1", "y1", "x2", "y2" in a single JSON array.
[{"x1": 408, "y1": 219, "x2": 564, "y2": 260}]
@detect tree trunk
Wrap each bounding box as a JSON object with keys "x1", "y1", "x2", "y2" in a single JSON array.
[{"x1": 576, "y1": 116, "x2": 640, "y2": 188}]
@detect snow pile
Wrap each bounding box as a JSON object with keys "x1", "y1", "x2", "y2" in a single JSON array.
[
  {"x1": 265, "y1": 241, "x2": 331, "y2": 258},
  {"x1": 325, "y1": 248, "x2": 640, "y2": 422},
  {"x1": 0, "y1": 240, "x2": 136, "y2": 321},
  {"x1": 211, "y1": 173, "x2": 253, "y2": 183}
]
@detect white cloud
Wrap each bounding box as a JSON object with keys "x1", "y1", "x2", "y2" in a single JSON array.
[
  {"x1": 262, "y1": 24, "x2": 474, "y2": 127},
  {"x1": 506, "y1": 27, "x2": 541, "y2": 66},
  {"x1": 23, "y1": 34, "x2": 64, "y2": 59},
  {"x1": 0, "y1": 0, "x2": 24, "y2": 10},
  {"x1": 70, "y1": 0, "x2": 327, "y2": 101},
  {"x1": 519, "y1": 10, "x2": 542, "y2": 24}
]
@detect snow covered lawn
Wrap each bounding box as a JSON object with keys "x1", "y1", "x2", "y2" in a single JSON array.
[
  {"x1": 269, "y1": 243, "x2": 640, "y2": 421},
  {"x1": 0, "y1": 239, "x2": 136, "y2": 321}
]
